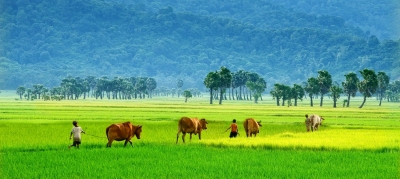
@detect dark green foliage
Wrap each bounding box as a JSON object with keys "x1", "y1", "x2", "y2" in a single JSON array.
[
  {"x1": 357, "y1": 69, "x2": 378, "y2": 108},
  {"x1": 342, "y1": 72, "x2": 359, "y2": 107},
  {"x1": 330, "y1": 85, "x2": 343, "y2": 108},
  {"x1": 377, "y1": 72, "x2": 390, "y2": 106},
  {"x1": 304, "y1": 77, "x2": 319, "y2": 107},
  {"x1": 317, "y1": 70, "x2": 332, "y2": 107}
]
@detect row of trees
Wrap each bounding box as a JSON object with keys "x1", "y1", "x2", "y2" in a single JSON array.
[
  {"x1": 204, "y1": 67, "x2": 267, "y2": 104},
  {"x1": 16, "y1": 75, "x2": 201, "y2": 101},
  {"x1": 269, "y1": 69, "x2": 398, "y2": 108},
  {"x1": 201, "y1": 66, "x2": 399, "y2": 108}
]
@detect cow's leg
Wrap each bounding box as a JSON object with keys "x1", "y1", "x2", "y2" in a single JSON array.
[
  {"x1": 107, "y1": 139, "x2": 113, "y2": 147},
  {"x1": 182, "y1": 132, "x2": 186, "y2": 143},
  {"x1": 198, "y1": 132, "x2": 201, "y2": 140},
  {"x1": 124, "y1": 139, "x2": 129, "y2": 147},
  {"x1": 176, "y1": 131, "x2": 181, "y2": 144},
  {"x1": 190, "y1": 133, "x2": 193, "y2": 141},
  {"x1": 128, "y1": 140, "x2": 133, "y2": 147}
]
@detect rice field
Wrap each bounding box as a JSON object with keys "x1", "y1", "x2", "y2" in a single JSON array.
[{"x1": 0, "y1": 90, "x2": 399, "y2": 178}]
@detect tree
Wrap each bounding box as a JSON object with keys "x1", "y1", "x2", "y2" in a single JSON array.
[
  {"x1": 330, "y1": 85, "x2": 343, "y2": 108},
  {"x1": 357, "y1": 69, "x2": 378, "y2": 108},
  {"x1": 32, "y1": 84, "x2": 44, "y2": 99},
  {"x1": 291, "y1": 84, "x2": 305, "y2": 106},
  {"x1": 135, "y1": 77, "x2": 147, "y2": 99},
  {"x1": 377, "y1": 72, "x2": 390, "y2": 106},
  {"x1": 217, "y1": 66, "x2": 232, "y2": 105},
  {"x1": 182, "y1": 90, "x2": 192, "y2": 103},
  {"x1": 204, "y1": 71, "x2": 220, "y2": 104},
  {"x1": 85, "y1": 75, "x2": 97, "y2": 97},
  {"x1": 280, "y1": 85, "x2": 292, "y2": 106},
  {"x1": 304, "y1": 77, "x2": 319, "y2": 107},
  {"x1": 317, "y1": 70, "x2": 332, "y2": 106},
  {"x1": 245, "y1": 75, "x2": 266, "y2": 103},
  {"x1": 146, "y1": 78, "x2": 157, "y2": 98},
  {"x1": 270, "y1": 83, "x2": 284, "y2": 106},
  {"x1": 342, "y1": 72, "x2": 359, "y2": 107},
  {"x1": 16, "y1": 86, "x2": 26, "y2": 100},
  {"x1": 234, "y1": 70, "x2": 247, "y2": 100}
]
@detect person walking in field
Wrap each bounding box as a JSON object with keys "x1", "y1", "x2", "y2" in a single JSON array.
[
  {"x1": 69, "y1": 120, "x2": 85, "y2": 149},
  {"x1": 225, "y1": 119, "x2": 238, "y2": 138}
]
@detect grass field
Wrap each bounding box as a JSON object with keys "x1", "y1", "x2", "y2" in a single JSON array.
[{"x1": 0, "y1": 90, "x2": 399, "y2": 178}]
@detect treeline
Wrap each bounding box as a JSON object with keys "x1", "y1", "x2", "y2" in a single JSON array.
[
  {"x1": 1, "y1": 0, "x2": 399, "y2": 90},
  {"x1": 270, "y1": 69, "x2": 400, "y2": 108},
  {"x1": 15, "y1": 76, "x2": 201, "y2": 101},
  {"x1": 204, "y1": 67, "x2": 267, "y2": 104},
  {"x1": 203, "y1": 67, "x2": 400, "y2": 108}
]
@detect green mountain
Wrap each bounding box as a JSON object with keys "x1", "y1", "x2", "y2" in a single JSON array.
[{"x1": 0, "y1": 0, "x2": 399, "y2": 90}]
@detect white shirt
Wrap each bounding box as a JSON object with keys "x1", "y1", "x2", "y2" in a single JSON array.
[{"x1": 71, "y1": 127, "x2": 84, "y2": 141}]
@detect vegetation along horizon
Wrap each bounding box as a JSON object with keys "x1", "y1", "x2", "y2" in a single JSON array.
[{"x1": 0, "y1": 90, "x2": 399, "y2": 178}]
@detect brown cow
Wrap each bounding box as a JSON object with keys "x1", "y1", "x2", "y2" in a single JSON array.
[
  {"x1": 106, "y1": 122, "x2": 142, "y2": 147},
  {"x1": 176, "y1": 117, "x2": 208, "y2": 144},
  {"x1": 243, "y1": 118, "x2": 262, "y2": 137},
  {"x1": 305, "y1": 114, "x2": 324, "y2": 132}
]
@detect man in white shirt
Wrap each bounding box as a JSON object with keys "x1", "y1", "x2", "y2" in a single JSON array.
[{"x1": 69, "y1": 120, "x2": 85, "y2": 149}]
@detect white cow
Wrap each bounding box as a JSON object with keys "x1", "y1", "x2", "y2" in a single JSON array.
[{"x1": 305, "y1": 114, "x2": 324, "y2": 132}]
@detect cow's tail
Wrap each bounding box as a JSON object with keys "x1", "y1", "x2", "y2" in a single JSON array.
[{"x1": 106, "y1": 126, "x2": 110, "y2": 140}]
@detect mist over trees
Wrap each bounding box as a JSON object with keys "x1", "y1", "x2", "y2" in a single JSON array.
[{"x1": 1, "y1": 0, "x2": 399, "y2": 91}]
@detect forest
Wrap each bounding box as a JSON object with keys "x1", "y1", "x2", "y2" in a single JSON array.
[{"x1": 1, "y1": 0, "x2": 399, "y2": 91}]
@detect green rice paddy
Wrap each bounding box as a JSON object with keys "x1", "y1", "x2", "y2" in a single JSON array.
[{"x1": 0, "y1": 90, "x2": 399, "y2": 178}]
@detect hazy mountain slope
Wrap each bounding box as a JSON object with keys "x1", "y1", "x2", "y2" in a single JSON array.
[
  {"x1": 122, "y1": 0, "x2": 399, "y2": 40},
  {"x1": 0, "y1": 0, "x2": 398, "y2": 90}
]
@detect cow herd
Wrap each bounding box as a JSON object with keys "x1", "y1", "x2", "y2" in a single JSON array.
[{"x1": 104, "y1": 114, "x2": 324, "y2": 147}]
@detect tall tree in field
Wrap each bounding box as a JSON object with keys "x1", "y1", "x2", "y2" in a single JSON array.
[
  {"x1": 85, "y1": 75, "x2": 97, "y2": 97},
  {"x1": 317, "y1": 70, "x2": 332, "y2": 107},
  {"x1": 377, "y1": 72, "x2": 390, "y2": 106},
  {"x1": 342, "y1": 72, "x2": 359, "y2": 107},
  {"x1": 182, "y1": 90, "x2": 192, "y2": 103},
  {"x1": 281, "y1": 85, "x2": 292, "y2": 106},
  {"x1": 230, "y1": 72, "x2": 240, "y2": 100},
  {"x1": 32, "y1": 84, "x2": 44, "y2": 99},
  {"x1": 246, "y1": 77, "x2": 266, "y2": 103},
  {"x1": 357, "y1": 69, "x2": 378, "y2": 108},
  {"x1": 135, "y1": 77, "x2": 147, "y2": 99},
  {"x1": 330, "y1": 85, "x2": 343, "y2": 108},
  {"x1": 304, "y1": 77, "x2": 319, "y2": 107},
  {"x1": 204, "y1": 71, "x2": 220, "y2": 104},
  {"x1": 291, "y1": 84, "x2": 305, "y2": 106},
  {"x1": 16, "y1": 86, "x2": 26, "y2": 100},
  {"x1": 146, "y1": 77, "x2": 157, "y2": 98},
  {"x1": 235, "y1": 70, "x2": 247, "y2": 100},
  {"x1": 270, "y1": 83, "x2": 284, "y2": 106},
  {"x1": 217, "y1": 66, "x2": 232, "y2": 105}
]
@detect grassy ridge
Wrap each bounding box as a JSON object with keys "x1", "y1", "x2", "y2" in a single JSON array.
[{"x1": 0, "y1": 94, "x2": 399, "y2": 178}]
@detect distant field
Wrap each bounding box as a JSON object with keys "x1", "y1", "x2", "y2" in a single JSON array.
[{"x1": 0, "y1": 91, "x2": 399, "y2": 178}]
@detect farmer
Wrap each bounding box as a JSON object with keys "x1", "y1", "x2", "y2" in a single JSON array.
[
  {"x1": 225, "y1": 119, "x2": 238, "y2": 138},
  {"x1": 69, "y1": 120, "x2": 85, "y2": 149}
]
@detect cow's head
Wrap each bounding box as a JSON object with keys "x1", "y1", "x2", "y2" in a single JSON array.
[
  {"x1": 305, "y1": 117, "x2": 311, "y2": 132},
  {"x1": 199, "y1": 118, "x2": 208, "y2": 130},
  {"x1": 320, "y1": 116, "x2": 325, "y2": 125},
  {"x1": 257, "y1": 121, "x2": 262, "y2": 127},
  {"x1": 135, "y1": 125, "x2": 142, "y2": 139}
]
